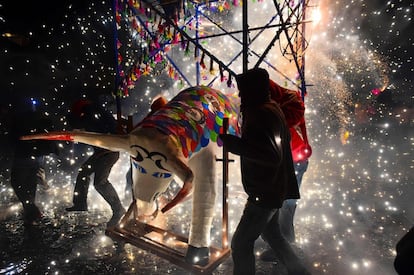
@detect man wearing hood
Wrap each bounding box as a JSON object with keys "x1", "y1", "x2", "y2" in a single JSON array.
[{"x1": 219, "y1": 68, "x2": 310, "y2": 274}]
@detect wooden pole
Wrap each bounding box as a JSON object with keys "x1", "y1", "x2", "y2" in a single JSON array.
[
  {"x1": 222, "y1": 117, "x2": 229, "y2": 249},
  {"x1": 242, "y1": 0, "x2": 248, "y2": 73}
]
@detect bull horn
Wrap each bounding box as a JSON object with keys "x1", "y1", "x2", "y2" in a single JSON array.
[{"x1": 20, "y1": 131, "x2": 131, "y2": 152}]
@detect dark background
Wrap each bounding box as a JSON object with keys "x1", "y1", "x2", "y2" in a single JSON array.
[{"x1": 1, "y1": 0, "x2": 412, "y2": 110}]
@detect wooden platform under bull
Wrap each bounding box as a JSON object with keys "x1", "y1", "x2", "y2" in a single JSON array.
[{"x1": 106, "y1": 220, "x2": 231, "y2": 274}]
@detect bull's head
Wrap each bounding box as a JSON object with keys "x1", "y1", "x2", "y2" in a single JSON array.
[
  {"x1": 126, "y1": 127, "x2": 193, "y2": 220},
  {"x1": 129, "y1": 145, "x2": 172, "y2": 219}
]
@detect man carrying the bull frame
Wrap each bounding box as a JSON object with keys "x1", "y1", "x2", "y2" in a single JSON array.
[{"x1": 220, "y1": 68, "x2": 310, "y2": 275}]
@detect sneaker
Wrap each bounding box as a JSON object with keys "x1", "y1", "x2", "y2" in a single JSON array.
[
  {"x1": 261, "y1": 249, "x2": 311, "y2": 274},
  {"x1": 286, "y1": 264, "x2": 312, "y2": 275},
  {"x1": 66, "y1": 204, "x2": 88, "y2": 212},
  {"x1": 23, "y1": 209, "x2": 43, "y2": 226},
  {"x1": 107, "y1": 208, "x2": 126, "y2": 228},
  {"x1": 259, "y1": 249, "x2": 278, "y2": 262}
]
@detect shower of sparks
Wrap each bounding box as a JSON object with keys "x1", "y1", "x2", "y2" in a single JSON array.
[{"x1": 0, "y1": 0, "x2": 413, "y2": 274}]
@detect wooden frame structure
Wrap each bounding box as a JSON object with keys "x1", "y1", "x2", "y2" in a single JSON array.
[
  {"x1": 113, "y1": 0, "x2": 311, "y2": 99},
  {"x1": 109, "y1": 0, "x2": 312, "y2": 272},
  {"x1": 106, "y1": 210, "x2": 231, "y2": 273}
]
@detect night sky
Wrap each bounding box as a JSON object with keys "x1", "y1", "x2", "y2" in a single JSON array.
[
  {"x1": 1, "y1": 1, "x2": 115, "y2": 107},
  {"x1": 0, "y1": 1, "x2": 413, "y2": 114}
]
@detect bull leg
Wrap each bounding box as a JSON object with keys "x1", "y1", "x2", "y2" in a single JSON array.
[
  {"x1": 185, "y1": 144, "x2": 217, "y2": 266},
  {"x1": 156, "y1": 142, "x2": 216, "y2": 266}
]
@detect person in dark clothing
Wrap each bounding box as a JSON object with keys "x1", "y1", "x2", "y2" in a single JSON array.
[
  {"x1": 66, "y1": 99, "x2": 125, "y2": 227},
  {"x1": 260, "y1": 80, "x2": 313, "y2": 262},
  {"x1": 219, "y1": 68, "x2": 310, "y2": 275},
  {"x1": 394, "y1": 226, "x2": 414, "y2": 275},
  {"x1": 9, "y1": 98, "x2": 58, "y2": 226}
]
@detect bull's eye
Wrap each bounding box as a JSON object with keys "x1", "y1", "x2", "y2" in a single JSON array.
[
  {"x1": 152, "y1": 172, "x2": 172, "y2": 178},
  {"x1": 132, "y1": 158, "x2": 147, "y2": 174},
  {"x1": 138, "y1": 165, "x2": 147, "y2": 174}
]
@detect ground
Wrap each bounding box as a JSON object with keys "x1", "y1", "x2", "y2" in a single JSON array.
[{"x1": 0, "y1": 120, "x2": 412, "y2": 274}]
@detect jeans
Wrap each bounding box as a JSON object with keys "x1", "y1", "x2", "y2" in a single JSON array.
[
  {"x1": 11, "y1": 156, "x2": 45, "y2": 222},
  {"x1": 72, "y1": 150, "x2": 122, "y2": 213},
  {"x1": 232, "y1": 201, "x2": 305, "y2": 275},
  {"x1": 279, "y1": 160, "x2": 309, "y2": 242}
]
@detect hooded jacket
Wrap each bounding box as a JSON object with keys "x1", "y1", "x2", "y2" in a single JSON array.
[
  {"x1": 220, "y1": 68, "x2": 299, "y2": 209},
  {"x1": 269, "y1": 79, "x2": 312, "y2": 163}
]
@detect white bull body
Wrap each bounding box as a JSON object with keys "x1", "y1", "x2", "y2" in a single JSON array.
[
  {"x1": 21, "y1": 86, "x2": 239, "y2": 262},
  {"x1": 126, "y1": 85, "x2": 239, "y2": 247}
]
